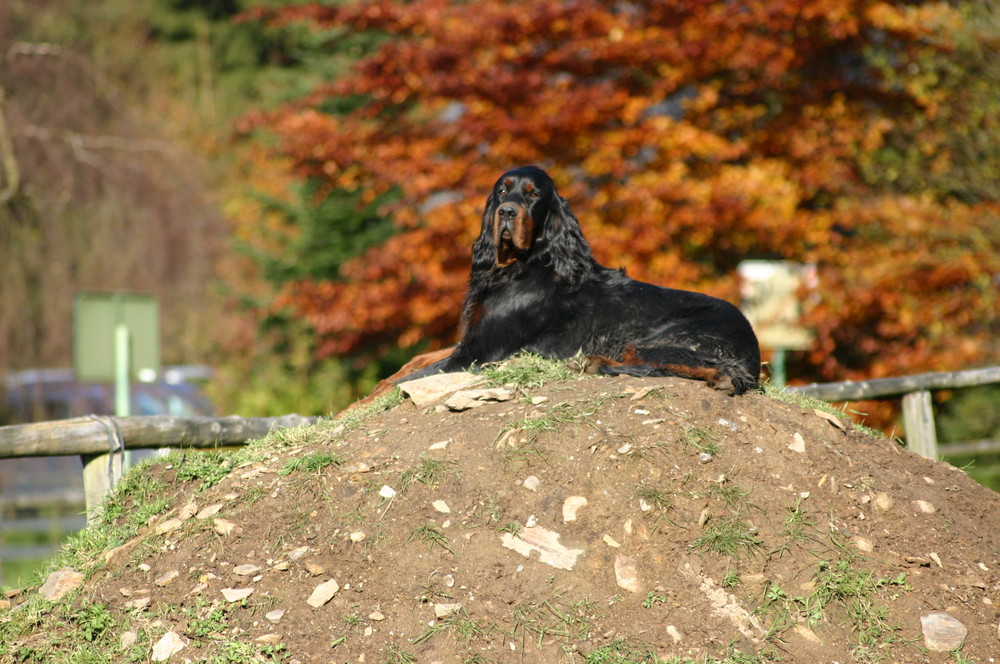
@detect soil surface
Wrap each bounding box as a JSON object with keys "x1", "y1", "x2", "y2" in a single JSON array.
[{"x1": 5, "y1": 369, "x2": 1000, "y2": 663}]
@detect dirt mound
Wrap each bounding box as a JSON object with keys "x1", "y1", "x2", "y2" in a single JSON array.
[{"x1": 4, "y1": 367, "x2": 1000, "y2": 663}]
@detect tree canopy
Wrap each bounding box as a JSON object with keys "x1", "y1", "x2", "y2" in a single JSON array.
[{"x1": 238, "y1": 0, "x2": 1000, "y2": 393}]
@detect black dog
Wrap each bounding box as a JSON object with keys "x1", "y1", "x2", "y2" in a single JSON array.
[{"x1": 404, "y1": 166, "x2": 760, "y2": 394}]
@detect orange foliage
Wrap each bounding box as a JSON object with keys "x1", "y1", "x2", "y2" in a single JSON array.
[{"x1": 243, "y1": 0, "x2": 1000, "y2": 398}]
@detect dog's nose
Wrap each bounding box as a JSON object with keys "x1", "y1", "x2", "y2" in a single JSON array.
[{"x1": 497, "y1": 204, "x2": 518, "y2": 221}]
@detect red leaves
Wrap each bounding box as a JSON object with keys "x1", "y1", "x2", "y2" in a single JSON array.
[{"x1": 238, "y1": 0, "x2": 999, "y2": 407}]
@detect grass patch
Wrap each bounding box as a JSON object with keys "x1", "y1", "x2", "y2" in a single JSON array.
[
  {"x1": 278, "y1": 451, "x2": 342, "y2": 475},
  {"x1": 481, "y1": 352, "x2": 575, "y2": 390},
  {"x1": 763, "y1": 383, "x2": 884, "y2": 438},
  {"x1": 400, "y1": 455, "x2": 458, "y2": 491},
  {"x1": 408, "y1": 524, "x2": 455, "y2": 555},
  {"x1": 694, "y1": 516, "x2": 764, "y2": 557},
  {"x1": 681, "y1": 424, "x2": 719, "y2": 456}
]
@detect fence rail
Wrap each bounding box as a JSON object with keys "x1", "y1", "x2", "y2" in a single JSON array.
[
  {"x1": 0, "y1": 414, "x2": 318, "y2": 524},
  {"x1": 787, "y1": 365, "x2": 1000, "y2": 459}
]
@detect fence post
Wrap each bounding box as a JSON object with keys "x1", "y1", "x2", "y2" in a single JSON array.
[{"x1": 902, "y1": 390, "x2": 938, "y2": 459}]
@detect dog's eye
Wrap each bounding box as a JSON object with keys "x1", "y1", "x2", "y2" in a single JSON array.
[
  {"x1": 529, "y1": 190, "x2": 540, "y2": 199},
  {"x1": 497, "y1": 187, "x2": 507, "y2": 196}
]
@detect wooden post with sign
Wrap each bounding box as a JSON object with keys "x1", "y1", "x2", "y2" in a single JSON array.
[
  {"x1": 738, "y1": 261, "x2": 815, "y2": 388},
  {"x1": 74, "y1": 292, "x2": 160, "y2": 522}
]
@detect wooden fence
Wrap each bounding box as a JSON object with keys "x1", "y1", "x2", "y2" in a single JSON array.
[
  {"x1": 0, "y1": 414, "x2": 317, "y2": 525},
  {"x1": 787, "y1": 365, "x2": 1000, "y2": 459}
]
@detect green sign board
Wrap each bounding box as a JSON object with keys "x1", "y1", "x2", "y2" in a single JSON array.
[{"x1": 73, "y1": 292, "x2": 160, "y2": 382}]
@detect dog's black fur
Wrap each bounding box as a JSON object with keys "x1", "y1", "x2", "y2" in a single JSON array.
[{"x1": 404, "y1": 166, "x2": 760, "y2": 394}]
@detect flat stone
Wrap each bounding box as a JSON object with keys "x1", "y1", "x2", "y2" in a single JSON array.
[
  {"x1": 154, "y1": 571, "x2": 180, "y2": 587},
  {"x1": 920, "y1": 612, "x2": 968, "y2": 652},
  {"x1": 155, "y1": 518, "x2": 184, "y2": 535},
  {"x1": 562, "y1": 496, "x2": 588, "y2": 522},
  {"x1": 614, "y1": 553, "x2": 641, "y2": 593},
  {"x1": 221, "y1": 587, "x2": 255, "y2": 602},
  {"x1": 434, "y1": 603, "x2": 463, "y2": 618},
  {"x1": 500, "y1": 525, "x2": 584, "y2": 571},
  {"x1": 234, "y1": 564, "x2": 261, "y2": 576},
  {"x1": 307, "y1": 579, "x2": 340, "y2": 607},
  {"x1": 445, "y1": 387, "x2": 516, "y2": 411},
  {"x1": 196, "y1": 504, "x2": 224, "y2": 519},
  {"x1": 38, "y1": 568, "x2": 84, "y2": 602},
  {"x1": 151, "y1": 631, "x2": 186, "y2": 661},
  {"x1": 399, "y1": 373, "x2": 485, "y2": 407}
]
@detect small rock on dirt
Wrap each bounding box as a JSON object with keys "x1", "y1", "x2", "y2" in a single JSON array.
[
  {"x1": 920, "y1": 611, "x2": 968, "y2": 652},
  {"x1": 399, "y1": 373, "x2": 484, "y2": 407},
  {"x1": 151, "y1": 631, "x2": 186, "y2": 661},
  {"x1": 307, "y1": 579, "x2": 340, "y2": 607},
  {"x1": 562, "y1": 496, "x2": 588, "y2": 522},
  {"x1": 38, "y1": 568, "x2": 84, "y2": 602},
  {"x1": 445, "y1": 387, "x2": 516, "y2": 411},
  {"x1": 222, "y1": 587, "x2": 255, "y2": 602},
  {"x1": 614, "y1": 553, "x2": 641, "y2": 593},
  {"x1": 434, "y1": 603, "x2": 463, "y2": 618}
]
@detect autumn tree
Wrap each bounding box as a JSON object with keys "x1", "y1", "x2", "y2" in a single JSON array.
[{"x1": 239, "y1": 0, "x2": 1000, "y2": 404}]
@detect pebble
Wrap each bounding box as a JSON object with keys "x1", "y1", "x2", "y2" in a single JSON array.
[
  {"x1": 522, "y1": 475, "x2": 540, "y2": 492},
  {"x1": 307, "y1": 579, "x2": 340, "y2": 607},
  {"x1": 234, "y1": 564, "x2": 261, "y2": 576},
  {"x1": 562, "y1": 496, "x2": 588, "y2": 522},
  {"x1": 196, "y1": 504, "x2": 224, "y2": 519},
  {"x1": 614, "y1": 553, "x2": 641, "y2": 593},
  {"x1": 154, "y1": 571, "x2": 179, "y2": 587},
  {"x1": 213, "y1": 518, "x2": 239, "y2": 536},
  {"x1": 266, "y1": 609, "x2": 286, "y2": 624},
  {"x1": 155, "y1": 518, "x2": 184, "y2": 535},
  {"x1": 221, "y1": 587, "x2": 255, "y2": 602},
  {"x1": 151, "y1": 631, "x2": 186, "y2": 661},
  {"x1": 432, "y1": 500, "x2": 451, "y2": 513},
  {"x1": 434, "y1": 603, "x2": 462, "y2": 618},
  {"x1": 788, "y1": 432, "x2": 806, "y2": 453}
]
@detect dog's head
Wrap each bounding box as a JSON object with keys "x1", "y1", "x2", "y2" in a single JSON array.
[
  {"x1": 485, "y1": 166, "x2": 556, "y2": 267},
  {"x1": 472, "y1": 166, "x2": 594, "y2": 283}
]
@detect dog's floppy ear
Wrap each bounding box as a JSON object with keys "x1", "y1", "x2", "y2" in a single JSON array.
[
  {"x1": 470, "y1": 189, "x2": 499, "y2": 277},
  {"x1": 531, "y1": 193, "x2": 597, "y2": 286}
]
